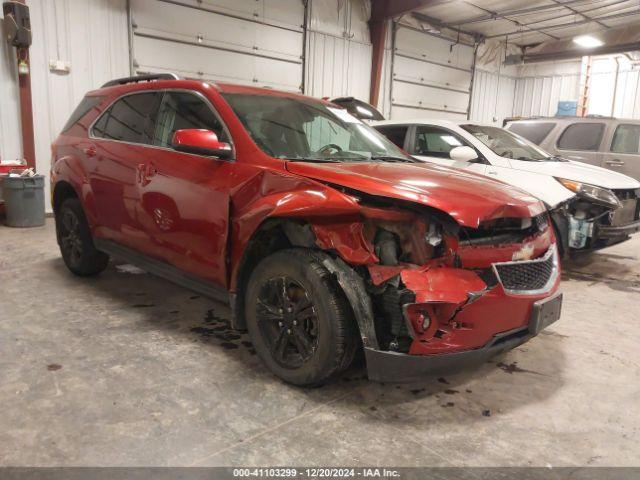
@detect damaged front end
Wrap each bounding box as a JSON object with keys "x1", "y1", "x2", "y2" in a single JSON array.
[
  {"x1": 553, "y1": 180, "x2": 640, "y2": 254},
  {"x1": 306, "y1": 192, "x2": 562, "y2": 383}
]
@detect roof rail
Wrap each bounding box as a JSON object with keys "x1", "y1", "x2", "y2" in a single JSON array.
[{"x1": 101, "y1": 73, "x2": 180, "y2": 88}]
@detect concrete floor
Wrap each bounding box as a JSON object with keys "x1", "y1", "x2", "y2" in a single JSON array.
[{"x1": 1, "y1": 219, "x2": 639, "y2": 467}]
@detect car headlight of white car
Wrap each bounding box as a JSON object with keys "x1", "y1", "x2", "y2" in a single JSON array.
[{"x1": 555, "y1": 178, "x2": 621, "y2": 208}]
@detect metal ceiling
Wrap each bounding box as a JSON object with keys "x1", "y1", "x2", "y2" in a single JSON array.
[{"x1": 411, "y1": 0, "x2": 640, "y2": 47}]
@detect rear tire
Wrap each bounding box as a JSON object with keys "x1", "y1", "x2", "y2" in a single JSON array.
[
  {"x1": 56, "y1": 198, "x2": 109, "y2": 276},
  {"x1": 245, "y1": 249, "x2": 358, "y2": 386}
]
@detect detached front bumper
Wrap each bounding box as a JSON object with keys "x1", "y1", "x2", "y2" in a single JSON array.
[{"x1": 365, "y1": 292, "x2": 563, "y2": 383}]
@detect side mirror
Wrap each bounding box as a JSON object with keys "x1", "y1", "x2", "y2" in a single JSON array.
[
  {"x1": 171, "y1": 129, "x2": 233, "y2": 159},
  {"x1": 449, "y1": 145, "x2": 479, "y2": 162}
]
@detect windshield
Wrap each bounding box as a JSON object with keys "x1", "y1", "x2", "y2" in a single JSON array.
[
  {"x1": 221, "y1": 93, "x2": 412, "y2": 162},
  {"x1": 461, "y1": 124, "x2": 555, "y2": 161}
]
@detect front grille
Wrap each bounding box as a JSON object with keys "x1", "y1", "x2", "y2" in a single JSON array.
[
  {"x1": 492, "y1": 247, "x2": 558, "y2": 294},
  {"x1": 613, "y1": 189, "x2": 638, "y2": 201},
  {"x1": 610, "y1": 199, "x2": 638, "y2": 226}
]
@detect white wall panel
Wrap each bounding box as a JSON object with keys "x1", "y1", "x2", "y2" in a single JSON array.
[
  {"x1": 131, "y1": 0, "x2": 304, "y2": 92},
  {"x1": 24, "y1": 0, "x2": 128, "y2": 211},
  {"x1": 613, "y1": 69, "x2": 640, "y2": 119},
  {"x1": 469, "y1": 70, "x2": 516, "y2": 125},
  {"x1": 512, "y1": 59, "x2": 581, "y2": 118},
  {"x1": 0, "y1": 18, "x2": 21, "y2": 163},
  {"x1": 513, "y1": 73, "x2": 580, "y2": 118},
  {"x1": 390, "y1": 25, "x2": 474, "y2": 120},
  {"x1": 304, "y1": 31, "x2": 371, "y2": 101},
  {"x1": 588, "y1": 57, "x2": 640, "y2": 119},
  {"x1": 304, "y1": 0, "x2": 372, "y2": 102}
]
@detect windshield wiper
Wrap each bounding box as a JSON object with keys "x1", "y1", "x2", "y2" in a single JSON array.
[{"x1": 369, "y1": 155, "x2": 418, "y2": 163}]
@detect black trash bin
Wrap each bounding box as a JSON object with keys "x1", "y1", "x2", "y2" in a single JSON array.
[{"x1": 3, "y1": 175, "x2": 46, "y2": 227}]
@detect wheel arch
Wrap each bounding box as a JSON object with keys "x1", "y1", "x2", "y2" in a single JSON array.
[
  {"x1": 230, "y1": 217, "x2": 372, "y2": 349},
  {"x1": 52, "y1": 181, "x2": 80, "y2": 214}
]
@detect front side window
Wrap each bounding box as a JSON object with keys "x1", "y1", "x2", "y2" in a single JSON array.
[
  {"x1": 557, "y1": 123, "x2": 605, "y2": 151},
  {"x1": 154, "y1": 91, "x2": 228, "y2": 148},
  {"x1": 92, "y1": 92, "x2": 162, "y2": 144},
  {"x1": 461, "y1": 124, "x2": 549, "y2": 161},
  {"x1": 507, "y1": 122, "x2": 556, "y2": 145},
  {"x1": 610, "y1": 124, "x2": 640, "y2": 154},
  {"x1": 413, "y1": 126, "x2": 465, "y2": 158},
  {"x1": 221, "y1": 93, "x2": 410, "y2": 162}
]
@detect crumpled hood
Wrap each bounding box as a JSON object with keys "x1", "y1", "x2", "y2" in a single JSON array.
[
  {"x1": 285, "y1": 161, "x2": 545, "y2": 227},
  {"x1": 511, "y1": 159, "x2": 640, "y2": 190}
]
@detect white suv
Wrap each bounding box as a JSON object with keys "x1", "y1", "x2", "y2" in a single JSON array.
[{"x1": 374, "y1": 119, "x2": 640, "y2": 257}]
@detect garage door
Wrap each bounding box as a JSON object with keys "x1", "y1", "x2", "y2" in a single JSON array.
[
  {"x1": 391, "y1": 25, "x2": 474, "y2": 120},
  {"x1": 130, "y1": 0, "x2": 304, "y2": 92}
]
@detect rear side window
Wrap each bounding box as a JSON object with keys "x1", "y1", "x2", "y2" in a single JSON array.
[
  {"x1": 375, "y1": 125, "x2": 408, "y2": 149},
  {"x1": 557, "y1": 123, "x2": 604, "y2": 151},
  {"x1": 62, "y1": 96, "x2": 103, "y2": 133},
  {"x1": 610, "y1": 124, "x2": 640, "y2": 154},
  {"x1": 508, "y1": 122, "x2": 555, "y2": 145},
  {"x1": 153, "y1": 92, "x2": 227, "y2": 148},
  {"x1": 92, "y1": 92, "x2": 162, "y2": 144}
]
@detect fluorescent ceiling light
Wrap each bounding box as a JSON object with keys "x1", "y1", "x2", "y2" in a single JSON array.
[{"x1": 573, "y1": 35, "x2": 604, "y2": 48}]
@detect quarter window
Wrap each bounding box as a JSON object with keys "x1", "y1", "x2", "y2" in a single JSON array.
[
  {"x1": 62, "y1": 96, "x2": 103, "y2": 133},
  {"x1": 154, "y1": 92, "x2": 227, "y2": 148},
  {"x1": 557, "y1": 123, "x2": 604, "y2": 151},
  {"x1": 610, "y1": 124, "x2": 640, "y2": 154},
  {"x1": 413, "y1": 126, "x2": 465, "y2": 158},
  {"x1": 92, "y1": 92, "x2": 162, "y2": 144}
]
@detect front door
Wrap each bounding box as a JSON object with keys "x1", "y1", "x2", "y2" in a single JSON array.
[{"x1": 137, "y1": 90, "x2": 234, "y2": 288}]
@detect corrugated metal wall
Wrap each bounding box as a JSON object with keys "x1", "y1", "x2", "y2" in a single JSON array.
[
  {"x1": 511, "y1": 60, "x2": 582, "y2": 118},
  {"x1": 589, "y1": 56, "x2": 640, "y2": 118},
  {"x1": 304, "y1": 0, "x2": 372, "y2": 102},
  {"x1": 33, "y1": 0, "x2": 129, "y2": 209},
  {"x1": 469, "y1": 69, "x2": 516, "y2": 125}
]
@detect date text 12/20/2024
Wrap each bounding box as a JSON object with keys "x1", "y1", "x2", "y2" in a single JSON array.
[{"x1": 233, "y1": 468, "x2": 401, "y2": 478}]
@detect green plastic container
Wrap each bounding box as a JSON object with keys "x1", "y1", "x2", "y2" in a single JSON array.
[{"x1": 3, "y1": 175, "x2": 46, "y2": 227}]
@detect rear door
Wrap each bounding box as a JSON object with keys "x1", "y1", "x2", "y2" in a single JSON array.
[
  {"x1": 601, "y1": 122, "x2": 640, "y2": 181},
  {"x1": 89, "y1": 91, "x2": 162, "y2": 250},
  {"x1": 409, "y1": 125, "x2": 487, "y2": 175},
  {"x1": 137, "y1": 90, "x2": 234, "y2": 288},
  {"x1": 555, "y1": 122, "x2": 605, "y2": 166}
]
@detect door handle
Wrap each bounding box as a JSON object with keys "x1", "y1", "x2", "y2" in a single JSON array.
[
  {"x1": 487, "y1": 169, "x2": 498, "y2": 175},
  {"x1": 605, "y1": 159, "x2": 625, "y2": 167},
  {"x1": 83, "y1": 145, "x2": 97, "y2": 157}
]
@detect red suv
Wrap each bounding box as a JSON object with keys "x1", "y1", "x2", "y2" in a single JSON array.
[{"x1": 51, "y1": 74, "x2": 562, "y2": 386}]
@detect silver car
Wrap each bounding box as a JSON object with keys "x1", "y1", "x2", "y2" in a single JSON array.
[{"x1": 505, "y1": 116, "x2": 640, "y2": 182}]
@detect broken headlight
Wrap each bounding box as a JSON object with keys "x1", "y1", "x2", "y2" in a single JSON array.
[{"x1": 555, "y1": 178, "x2": 620, "y2": 209}]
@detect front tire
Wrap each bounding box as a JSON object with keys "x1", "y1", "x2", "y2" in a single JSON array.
[
  {"x1": 56, "y1": 198, "x2": 109, "y2": 276},
  {"x1": 245, "y1": 249, "x2": 358, "y2": 386}
]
